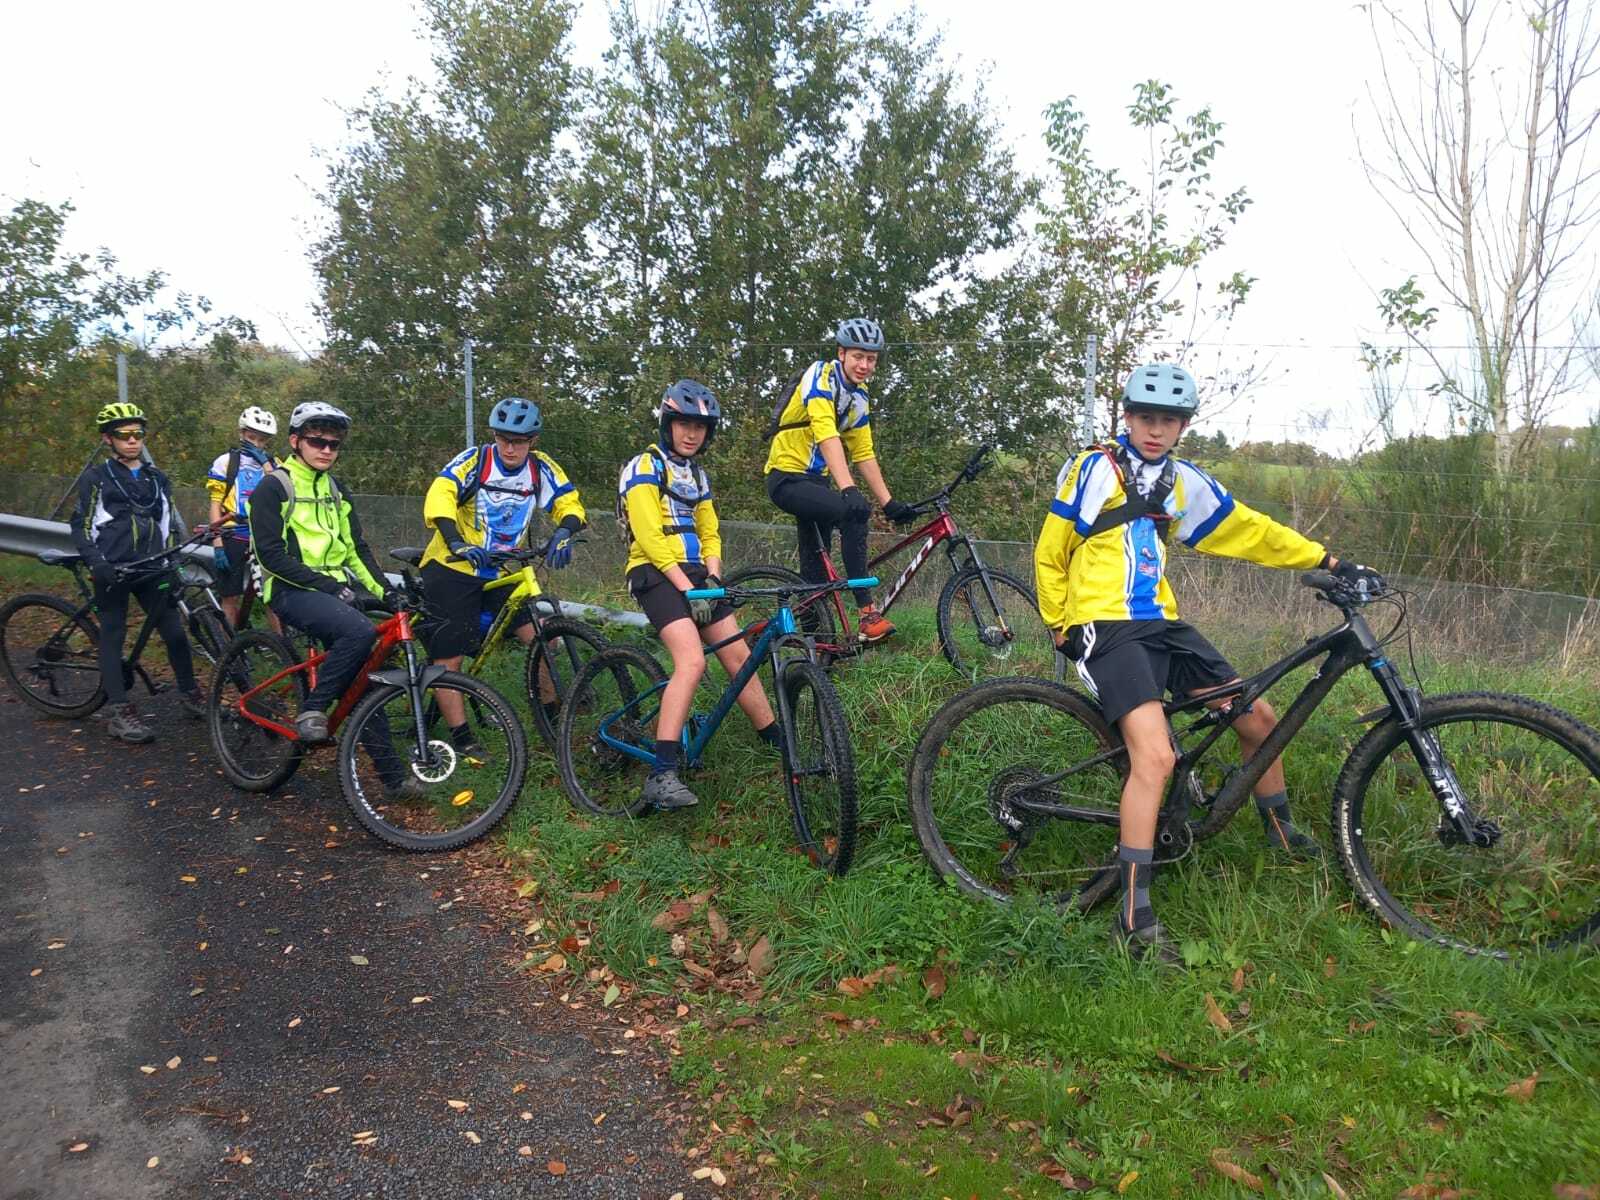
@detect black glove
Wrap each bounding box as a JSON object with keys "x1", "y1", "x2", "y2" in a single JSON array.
[
  {"x1": 1331, "y1": 559, "x2": 1384, "y2": 593},
  {"x1": 380, "y1": 589, "x2": 406, "y2": 613},
  {"x1": 882, "y1": 498, "x2": 916, "y2": 526},
  {"x1": 839, "y1": 486, "x2": 871, "y2": 522},
  {"x1": 91, "y1": 561, "x2": 119, "y2": 590}
]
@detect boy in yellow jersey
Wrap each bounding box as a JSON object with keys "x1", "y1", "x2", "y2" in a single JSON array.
[
  {"x1": 420, "y1": 397, "x2": 586, "y2": 754},
  {"x1": 621, "y1": 380, "x2": 780, "y2": 811},
  {"x1": 204, "y1": 405, "x2": 281, "y2": 632},
  {"x1": 763, "y1": 317, "x2": 915, "y2": 642},
  {"x1": 1034, "y1": 363, "x2": 1381, "y2": 963}
]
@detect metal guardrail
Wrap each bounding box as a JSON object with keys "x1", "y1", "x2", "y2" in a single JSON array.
[{"x1": 0, "y1": 512, "x2": 648, "y2": 629}]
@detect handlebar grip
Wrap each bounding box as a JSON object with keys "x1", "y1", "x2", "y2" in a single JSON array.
[
  {"x1": 1300, "y1": 570, "x2": 1336, "y2": 590},
  {"x1": 684, "y1": 587, "x2": 725, "y2": 600},
  {"x1": 844, "y1": 576, "x2": 879, "y2": 589}
]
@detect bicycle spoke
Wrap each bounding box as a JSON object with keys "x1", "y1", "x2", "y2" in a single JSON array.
[{"x1": 0, "y1": 595, "x2": 105, "y2": 716}]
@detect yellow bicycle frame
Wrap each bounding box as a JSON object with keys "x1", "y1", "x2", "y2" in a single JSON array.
[{"x1": 471, "y1": 561, "x2": 555, "y2": 668}]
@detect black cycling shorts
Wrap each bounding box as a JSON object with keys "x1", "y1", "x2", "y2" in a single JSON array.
[
  {"x1": 419, "y1": 561, "x2": 532, "y2": 659},
  {"x1": 1063, "y1": 618, "x2": 1237, "y2": 726},
  {"x1": 627, "y1": 563, "x2": 733, "y2": 633},
  {"x1": 212, "y1": 537, "x2": 254, "y2": 598}
]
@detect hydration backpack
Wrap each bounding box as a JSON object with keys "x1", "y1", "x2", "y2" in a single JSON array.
[
  {"x1": 1081, "y1": 441, "x2": 1178, "y2": 544},
  {"x1": 615, "y1": 447, "x2": 710, "y2": 542}
]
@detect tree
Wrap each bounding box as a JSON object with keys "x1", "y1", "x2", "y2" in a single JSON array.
[
  {"x1": 1361, "y1": 0, "x2": 1600, "y2": 472},
  {"x1": 1035, "y1": 81, "x2": 1255, "y2": 438}
]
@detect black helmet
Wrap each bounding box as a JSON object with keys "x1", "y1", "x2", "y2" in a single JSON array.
[{"x1": 654, "y1": 379, "x2": 721, "y2": 449}]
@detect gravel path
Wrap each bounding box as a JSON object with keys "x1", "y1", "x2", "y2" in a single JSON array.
[{"x1": 0, "y1": 690, "x2": 710, "y2": 1200}]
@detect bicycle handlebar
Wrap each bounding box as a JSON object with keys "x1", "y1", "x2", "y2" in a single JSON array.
[
  {"x1": 901, "y1": 444, "x2": 994, "y2": 516},
  {"x1": 444, "y1": 537, "x2": 589, "y2": 567},
  {"x1": 1300, "y1": 569, "x2": 1390, "y2": 606},
  {"x1": 110, "y1": 527, "x2": 215, "y2": 578},
  {"x1": 686, "y1": 576, "x2": 879, "y2": 602}
]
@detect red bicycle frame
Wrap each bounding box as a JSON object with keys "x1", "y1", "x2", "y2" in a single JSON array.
[{"x1": 235, "y1": 609, "x2": 417, "y2": 739}]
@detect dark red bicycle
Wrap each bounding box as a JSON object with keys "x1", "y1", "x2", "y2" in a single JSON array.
[
  {"x1": 728, "y1": 447, "x2": 1054, "y2": 677},
  {"x1": 205, "y1": 571, "x2": 528, "y2": 852}
]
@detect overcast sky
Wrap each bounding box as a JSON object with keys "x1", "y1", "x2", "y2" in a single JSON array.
[{"x1": 5, "y1": 0, "x2": 1596, "y2": 449}]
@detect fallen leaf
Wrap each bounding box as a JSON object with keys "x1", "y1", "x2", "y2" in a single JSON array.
[
  {"x1": 321, "y1": 1086, "x2": 340, "y2": 1094},
  {"x1": 166, "y1": 1056, "x2": 182, "y2": 1070},
  {"x1": 29, "y1": 968, "x2": 41, "y2": 977},
  {"x1": 669, "y1": 932, "x2": 688, "y2": 957},
  {"x1": 547, "y1": 1160, "x2": 567, "y2": 1175},
  {"x1": 861, "y1": 1110, "x2": 880, "y2": 1128},
  {"x1": 68, "y1": 1142, "x2": 89, "y2": 1153},
  {"x1": 747, "y1": 935, "x2": 775, "y2": 977},
  {"x1": 602, "y1": 983, "x2": 621, "y2": 1007},
  {"x1": 463, "y1": 1131, "x2": 481, "y2": 1145},
  {"x1": 1552, "y1": 1186, "x2": 1598, "y2": 1200},
  {"x1": 515, "y1": 880, "x2": 538, "y2": 898},
  {"x1": 351, "y1": 1130, "x2": 376, "y2": 1142},
  {"x1": 923, "y1": 964, "x2": 948, "y2": 999},
  {"x1": 1504, "y1": 1071, "x2": 1538, "y2": 1102},
  {"x1": 47, "y1": 941, "x2": 65, "y2": 951},
  {"x1": 559, "y1": 934, "x2": 582, "y2": 955},
  {"x1": 139, "y1": 1065, "x2": 157, "y2": 1074},
  {"x1": 349, "y1": 955, "x2": 369, "y2": 966},
  {"x1": 1321, "y1": 1171, "x2": 1351, "y2": 1200},
  {"x1": 537, "y1": 953, "x2": 567, "y2": 973},
  {"x1": 287, "y1": 1018, "x2": 301, "y2": 1029},
  {"x1": 1230, "y1": 965, "x2": 1246, "y2": 993},
  {"x1": 1323, "y1": 955, "x2": 1337, "y2": 978},
  {"x1": 1451, "y1": 1010, "x2": 1487, "y2": 1035},
  {"x1": 147, "y1": 1156, "x2": 160, "y2": 1168},
  {"x1": 651, "y1": 901, "x2": 693, "y2": 930},
  {"x1": 1156, "y1": 1049, "x2": 1221, "y2": 1073},
  {"x1": 179, "y1": 875, "x2": 197, "y2": 884},
  {"x1": 1209, "y1": 1149, "x2": 1264, "y2": 1192},
  {"x1": 1347, "y1": 1018, "x2": 1376, "y2": 1035},
  {"x1": 1117, "y1": 1170, "x2": 1139, "y2": 1193},
  {"x1": 446, "y1": 1099, "x2": 468, "y2": 1111},
  {"x1": 682, "y1": 957, "x2": 716, "y2": 980},
  {"x1": 838, "y1": 976, "x2": 868, "y2": 998},
  {"x1": 706, "y1": 907, "x2": 729, "y2": 943},
  {"x1": 518, "y1": 1145, "x2": 533, "y2": 1157},
  {"x1": 411, "y1": 996, "x2": 431, "y2": 1005},
  {"x1": 1203, "y1": 993, "x2": 1233, "y2": 1034}
]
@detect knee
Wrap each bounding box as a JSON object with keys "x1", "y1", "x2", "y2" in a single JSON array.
[
  {"x1": 672, "y1": 648, "x2": 706, "y2": 685},
  {"x1": 1128, "y1": 739, "x2": 1176, "y2": 782},
  {"x1": 1238, "y1": 698, "x2": 1277, "y2": 740}
]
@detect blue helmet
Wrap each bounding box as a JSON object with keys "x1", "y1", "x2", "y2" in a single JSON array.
[
  {"x1": 1121, "y1": 363, "x2": 1199, "y2": 416},
  {"x1": 655, "y1": 379, "x2": 721, "y2": 449},
  {"x1": 835, "y1": 316, "x2": 885, "y2": 353},
  {"x1": 489, "y1": 396, "x2": 541, "y2": 436}
]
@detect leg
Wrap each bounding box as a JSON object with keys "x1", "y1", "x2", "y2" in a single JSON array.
[
  {"x1": 136, "y1": 575, "x2": 197, "y2": 695},
  {"x1": 269, "y1": 588, "x2": 377, "y2": 737},
  {"x1": 418, "y1": 563, "x2": 484, "y2": 735},
  {"x1": 642, "y1": 617, "x2": 705, "y2": 810},
  {"x1": 93, "y1": 584, "x2": 132, "y2": 706},
  {"x1": 219, "y1": 595, "x2": 242, "y2": 627},
  {"x1": 702, "y1": 613, "x2": 778, "y2": 735}
]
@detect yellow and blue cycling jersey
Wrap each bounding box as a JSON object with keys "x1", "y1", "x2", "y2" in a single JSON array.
[
  {"x1": 763, "y1": 359, "x2": 876, "y2": 477},
  {"x1": 204, "y1": 444, "x2": 278, "y2": 541},
  {"x1": 1033, "y1": 434, "x2": 1326, "y2": 632},
  {"x1": 422, "y1": 446, "x2": 586, "y2": 578},
  {"x1": 621, "y1": 443, "x2": 721, "y2": 575}
]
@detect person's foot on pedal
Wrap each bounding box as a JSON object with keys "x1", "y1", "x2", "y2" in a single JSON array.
[
  {"x1": 387, "y1": 774, "x2": 427, "y2": 802},
  {"x1": 107, "y1": 702, "x2": 155, "y2": 744},
  {"x1": 1259, "y1": 798, "x2": 1324, "y2": 861},
  {"x1": 856, "y1": 605, "x2": 895, "y2": 644},
  {"x1": 1111, "y1": 908, "x2": 1184, "y2": 967},
  {"x1": 295, "y1": 708, "x2": 330, "y2": 743},
  {"x1": 641, "y1": 769, "x2": 698, "y2": 811},
  {"x1": 178, "y1": 685, "x2": 207, "y2": 719}
]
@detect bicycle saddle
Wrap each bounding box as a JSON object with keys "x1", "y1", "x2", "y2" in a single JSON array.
[
  {"x1": 37, "y1": 549, "x2": 81, "y2": 566},
  {"x1": 390, "y1": 547, "x2": 424, "y2": 566}
]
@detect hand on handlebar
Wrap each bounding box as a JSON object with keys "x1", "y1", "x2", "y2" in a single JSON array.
[
  {"x1": 91, "y1": 561, "x2": 120, "y2": 590},
  {"x1": 453, "y1": 543, "x2": 495, "y2": 572},
  {"x1": 882, "y1": 497, "x2": 917, "y2": 527}
]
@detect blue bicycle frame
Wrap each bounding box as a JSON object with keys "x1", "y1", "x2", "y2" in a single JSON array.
[{"x1": 595, "y1": 577, "x2": 878, "y2": 768}]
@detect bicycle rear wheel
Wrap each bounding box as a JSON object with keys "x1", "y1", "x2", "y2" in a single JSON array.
[
  {"x1": 908, "y1": 676, "x2": 1127, "y2": 906},
  {"x1": 556, "y1": 645, "x2": 664, "y2": 819},
  {"x1": 524, "y1": 616, "x2": 609, "y2": 748},
  {"x1": 937, "y1": 566, "x2": 1054, "y2": 680},
  {"x1": 339, "y1": 671, "x2": 528, "y2": 852},
  {"x1": 780, "y1": 659, "x2": 858, "y2": 876},
  {"x1": 1333, "y1": 692, "x2": 1600, "y2": 957},
  {"x1": 0, "y1": 593, "x2": 106, "y2": 717},
  {"x1": 724, "y1": 564, "x2": 841, "y2": 654},
  {"x1": 208, "y1": 630, "x2": 307, "y2": 792}
]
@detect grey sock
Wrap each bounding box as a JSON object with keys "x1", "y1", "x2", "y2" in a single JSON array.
[{"x1": 1117, "y1": 844, "x2": 1155, "y2": 931}]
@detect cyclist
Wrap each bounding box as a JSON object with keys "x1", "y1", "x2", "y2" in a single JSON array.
[
  {"x1": 622, "y1": 380, "x2": 782, "y2": 811},
  {"x1": 248, "y1": 403, "x2": 416, "y2": 796},
  {"x1": 1034, "y1": 363, "x2": 1380, "y2": 964},
  {"x1": 420, "y1": 396, "x2": 587, "y2": 753},
  {"x1": 70, "y1": 402, "x2": 205, "y2": 743},
  {"x1": 763, "y1": 317, "x2": 916, "y2": 643},
  {"x1": 205, "y1": 405, "x2": 281, "y2": 631}
]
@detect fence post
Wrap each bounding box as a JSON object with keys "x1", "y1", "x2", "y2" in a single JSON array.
[
  {"x1": 116, "y1": 352, "x2": 129, "y2": 404},
  {"x1": 1082, "y1": 334, "x2": 1097, "y2": 443},
  {"x1": 464, "y1": 338, "x2": 475, "y2": 451}
]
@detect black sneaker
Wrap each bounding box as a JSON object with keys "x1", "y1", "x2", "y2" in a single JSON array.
[
  {"x1": 1111, "y1": 915, "x2": 1184, "y2": 968},
  {"x1": 107, "y1": 703, "x2": 155, "y2": 745},
  {"x1": 452, "y1": 730, "x2": 486, "y2": 758},
  {"x1": 178, "y1": 686, "x2": 207, "y2": 719},
  {"x1": 641, "y1": 770, "x2": 698, "y2": 811}
]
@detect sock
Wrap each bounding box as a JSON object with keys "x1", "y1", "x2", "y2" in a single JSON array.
[
  {"x1": 652, "y1": 738, "x2": 681, "y2": 777},
  {"x1": 1255, "y1": 790, "x2": 1293, "y2": 839},
  {"x1": 449, "y1": 722, "x2": 472, "y2": 744},
  {"x1": 1117, "y1": 843, "x2": 1155, "y2": 932},
  {"x1": 755, "y1": 722, "x2": 782, "y2": 748}
]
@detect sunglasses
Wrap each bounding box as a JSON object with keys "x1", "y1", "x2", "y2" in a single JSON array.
[
  {"x1": 299, "y1": 435, "x2": 343, "y2": 451},
  {"x1": 109, "y1": 428, "x2": 147, "y2": 441}
]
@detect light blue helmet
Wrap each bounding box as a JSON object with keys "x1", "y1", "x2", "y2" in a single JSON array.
[
  {"x1": 1121, "y1": 363, "x2": 1199, "y2": 416},
  {"x1": 489, "y1": 396, "x2": 541, "y2": 436},
  {"x1": 835, "y1": 316, "x2": 885, "y2": 353}
]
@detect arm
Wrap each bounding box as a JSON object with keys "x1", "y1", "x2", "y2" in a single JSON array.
[
  {"x1": 539, "y1": 453, "x2": 587, "y2": 530},
  {"x1": 624, "y1": 475, "x2": 692, "y2": 585},
  {"x1": 696, "y1": 498, "x2": 722, "y2": 578},
  {"x1": 1175, "y1": 464, "x2": 1325, "y2": 570},
  {"x1": 853, "y1": 456, "x2": 891, "y2": 507},
  {"x1": 70, "y1": 471, "x2": 107, "y2": 569},
  {"x1": 423, "y1": 473, "x2": 468, "y2": 544},
  {"x1": 1033, "y1": 511, "x2": 1084, "y2": 640},
  {"x1": 250, "y1": 476, "x2": 345, "y2": 594}
]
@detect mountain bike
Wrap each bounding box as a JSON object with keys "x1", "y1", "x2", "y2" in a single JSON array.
[
  {"x1": 389, "y1": 543, "x2": 607, "y2": 748},
  {"x1": 906, "y1": 570, "x2": 1600, "y2": 959},
  {"x1": 206, "y1": 570, "x2": 528, "y2": 852},
  {"x1": 0, "y1": 527, "x2": 233, "y2": 717},
  {"x1": 727, "y1": 446, "x2": 1053, "y2": 678},
  {"x1": 555, "y1": 575, "x2": 874, "y2": 876}
]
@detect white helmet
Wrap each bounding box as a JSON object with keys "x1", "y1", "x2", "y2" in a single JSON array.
[
  {"x1": 239, "y1": 406, "x2": 278, "y2": 435},
  {"x1": 288, "y1": 401, "x2": 351, "y2": 433}
]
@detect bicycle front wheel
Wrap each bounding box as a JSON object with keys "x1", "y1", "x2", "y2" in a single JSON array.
[
  {"x1": 780, "y1": 659, "x2": 858, "y2": 876},
  {"x1": 937, "y1": 566, "x2": 1054, "y2": 679},
  {"x1": 908, "y1": 676, "x2": 1126, "y2": 906},
  {"x1": 524, "y1": 616, "x2": 609, "y2": 749},
  {"x1": 1334, "y1": 692, "x2": 1600, "y2": 957},
  {"x1": 339, "y1": 671, "x2": 528, "y2": 852},
  {"x1": 0, "y1": 593, "x2": 105, "y2": 717},
  {"x1": 188, "y1": 606, "x2": 232, "y2": 670},
  {"x1": 556, "y1": 645, "x2": 664, "y2": 819},
  {"x1": 208, "y1": 630, "x2": 307, "y2": 792}
]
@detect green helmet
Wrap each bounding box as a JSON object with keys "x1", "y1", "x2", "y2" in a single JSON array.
[{"x1": 96, "y1": 401, "x2": 147, "y2": 431}]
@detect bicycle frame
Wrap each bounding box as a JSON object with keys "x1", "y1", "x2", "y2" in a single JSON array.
[
  {"x1": 476, "y1": 563, "x2": 559, "y2": 659},
  {"x1": 1012, "y1": 593, "x2": 1490, "y2": 851}
]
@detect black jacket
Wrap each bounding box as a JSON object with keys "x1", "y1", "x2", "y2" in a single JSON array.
[{"x1": 70, "y1": 460, "x2": 175, "y2": 568}]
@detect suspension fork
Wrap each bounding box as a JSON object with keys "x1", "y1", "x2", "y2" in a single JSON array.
[
  {"x1": 944, "y1": 534, "x2": 1014, "y2": 637},
  {"x1": 401, "y1": 638, "x2": 432, "y2": 759}
]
